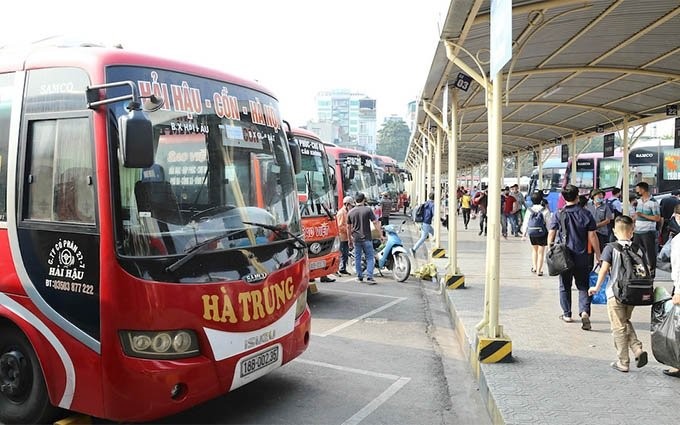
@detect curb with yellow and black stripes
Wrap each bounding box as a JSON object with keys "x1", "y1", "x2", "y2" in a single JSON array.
[
  {"x1": 477, "y1": 337, "x2": 513, "y2": 363},
  {"x1": 430, "y1": 248, "x2": 447, "y2": 258}
]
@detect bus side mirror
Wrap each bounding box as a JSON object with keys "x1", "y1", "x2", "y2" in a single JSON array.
[
  {"x1": 288, "y1": 139, "x2": 302, "y2": 174},
  {"x1": 118, "y1": 110, "x2": 154, "y2": 168}
]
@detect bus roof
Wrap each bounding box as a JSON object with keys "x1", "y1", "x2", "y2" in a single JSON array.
[
  {"x1": 290, "y1": 127, "x2": 323, "y2": 141},
  {"x1": 0, "y1": 43, "x2": 277, "y2": 99}
]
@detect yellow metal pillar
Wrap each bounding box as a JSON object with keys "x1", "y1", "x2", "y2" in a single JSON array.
[
  {"x1": 477, "y1": 70, "x2": 511, "y2": 362},
  {"x1": 445, "y1": 88, "x2": 463, "y2": 287}
]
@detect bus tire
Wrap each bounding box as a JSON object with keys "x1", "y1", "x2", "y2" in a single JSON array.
[{"x1": 0, "y1": 326, "x2": 59, "y2": 424}]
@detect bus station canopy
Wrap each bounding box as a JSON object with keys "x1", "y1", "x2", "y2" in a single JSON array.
[{"x1": 406, "y1": 0, "x2": 680, "y2": 169}]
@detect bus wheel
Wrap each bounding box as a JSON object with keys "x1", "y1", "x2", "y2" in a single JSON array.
[{"x1": 0, "y1": 326, "x2": 59, "y2": 424}]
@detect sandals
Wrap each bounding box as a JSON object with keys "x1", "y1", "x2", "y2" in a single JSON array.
[
  {"x1": 537, "y1": 271, "x2": 544, "y2": 276},
  {"x1": 611, "y1": 362, "x2": 629, "y2": 373},
  {"x1": 531, "y1": 267, "x2": 536, "y2": 273},
  {"x1": 663, "y1": 369, "x2": 680, "y2": 378}
]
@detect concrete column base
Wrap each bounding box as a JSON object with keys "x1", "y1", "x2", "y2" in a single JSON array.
[
  {"x1": 443, "y1": 274, "x2": 465, "y2": 289},
  {"x1": 477, "y1": 335, "x2": 513, "y2": 363}
]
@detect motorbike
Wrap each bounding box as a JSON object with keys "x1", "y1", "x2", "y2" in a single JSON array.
[
  {"x1": 377, "y1": 221, "x2": 412, "y2": 281},
  {"x1": 350, "y1": 220, "x2": 411, "y2": 282}
]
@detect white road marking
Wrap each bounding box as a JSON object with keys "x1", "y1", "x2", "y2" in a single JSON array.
[
  {"x1": 341, "y1": 377, "x2": 411, "y2": 425},
  {"x1": 320, "y1": 287, "x2": 403, "y2": 299},
  {"x1": 293, "y1": 359, "x2": 411, "y2": 425},
  {"x1": 313, "y1": 297, "x2": 407, "y2": 337}
]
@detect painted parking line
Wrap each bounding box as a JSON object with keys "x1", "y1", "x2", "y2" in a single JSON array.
[
  {"x1": 295, "y1": 359, "x2": 411, "y2": 425},
  {"x1": 312, "y1": 295, "x2": 407, "y2": 337}
]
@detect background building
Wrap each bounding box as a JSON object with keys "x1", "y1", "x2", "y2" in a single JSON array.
[{"x1": 314, "y1": 89, "x2": 377, "y2": 152}]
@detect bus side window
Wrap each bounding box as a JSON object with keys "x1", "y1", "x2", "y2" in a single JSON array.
[{"x1": 26, "y1": 117, "x2": 95, "y2": 224}]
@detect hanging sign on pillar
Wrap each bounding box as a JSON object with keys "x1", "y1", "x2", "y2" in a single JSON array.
[
  {"x1": 666, "y1": 104, "x2": 678, "y2": 116},
  {"x1": 490, "y1": 0, "x2": 512, "y2": 79},
  {"x1": 561, "y1": 143, "x2": 569, "y2": 163},
  {"x1": 675, "y1": 117, "x2": 680, "y2": 149},
  {"x1": 603, "y1": 133, "x2": 615, "y2": 157},
  {"x1": 532, "y1": 151, "x2": 538, "y2": 167}
]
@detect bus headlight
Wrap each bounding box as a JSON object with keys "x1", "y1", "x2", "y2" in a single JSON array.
[
  {"x1": 120, "y1": 330, "x2": 199, "y2": 359},
  {"x1": 331, "y1": 236, "x2": 340, "y2": 252},
  {"x1": 295, "y1": 289, "x2": 308, "y2": 318}
]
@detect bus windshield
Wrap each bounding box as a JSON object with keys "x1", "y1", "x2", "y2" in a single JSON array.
[
  {"x1": 109, "y1": 66, "x2": 300, "y2": 257},
  {"x1": 295, "y1": 136, "x2": 334, "y2": 216}
]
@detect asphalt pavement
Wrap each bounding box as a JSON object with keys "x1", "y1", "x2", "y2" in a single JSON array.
[{"x1": 403, "y1": 212, "x2": 680, "y2": 425}]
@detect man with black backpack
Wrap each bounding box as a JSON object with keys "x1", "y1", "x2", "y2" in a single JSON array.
[
  {"x1": 521, "y1": 191, "x2": 551, "y2": 276},
  {"x1": 588, "y1": 215, "x2": 649, "y2": 373},
  {"x1": 547, "y1": 184, "x2": 601, "y2": 330},
  {"x1": 410, "y1": 192, "x2": 435, "y2": 257}
]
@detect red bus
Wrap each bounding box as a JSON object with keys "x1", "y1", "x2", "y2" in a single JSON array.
[
  {"x1": 324, "y1": 144, "x2": 380, "y2": 209},
  {"x1": 0, "y1": 43, "x2": 310, "y2": 423},
  {"x1": 371, "y1": 154, "x2": 404, "y2": 211},
  {"x1": 290, "y1": 127, "x2": 340, "y2": 288}
]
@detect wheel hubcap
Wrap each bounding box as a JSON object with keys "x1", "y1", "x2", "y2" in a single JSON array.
[{"x1": 0, "y1": 350, "x2": 30, "y2": 401}]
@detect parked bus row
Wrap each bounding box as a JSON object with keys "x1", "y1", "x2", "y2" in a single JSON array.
[
  {"x1": 0, "y1": 41, "x2": 408, "y2": 423},
  {"x1": 527, "y1": 139, "x2": 680, "y2": 211}
]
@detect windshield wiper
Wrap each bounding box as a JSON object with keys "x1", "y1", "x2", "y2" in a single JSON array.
[
  {"x1": 242, "y1": 221, "x2": 307, "y2": 251},
  {"x1": 165, "y1": 229, "x2": 244, "y2": 273}
]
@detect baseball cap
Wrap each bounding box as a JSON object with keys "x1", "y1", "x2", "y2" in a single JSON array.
[
  {"x1": 590, "y1": 189, "x2": 604, "y2": 198},
  {"x1": 343, "y1": 195, "x2": 355, "y2": 205}
]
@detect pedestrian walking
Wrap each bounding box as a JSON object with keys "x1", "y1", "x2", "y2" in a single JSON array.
[
  {"x1": 547, "y1": 184, "x2": 601, "y2": 330},
  {"x1": 606, "y1": 187, "x2": 624, "y2": 241},
  {"x1": 460, "y1": 190, "x2": 472, "y2": 229},
  {"x1": 586, "y1": 188, "x2": 614, "y2": 251},
  {"x1": 521, "y1": 191, "x2": 551, "y2": 276},
  {"x1": 510, "y1": 184, "x2": 526, "y2": 233},
  {"x1": 336, "y1": 195, "x2": 355, "y2": 275},
  {"x1": 588, "y1": 215, "x2": 649, "y2": 372},
  {"x1": 410, "y1": 192, "x2": 435, "y2": 256},
  {"x1": 380, "y1": 192, "x2": 392, "y2": 226},
  {"x1": 475, "y1": 188, "x2": 488, "y2": 236},
  {"x1": 347, "y1": 193, "x2": 383, "y2": 284},
  {"x1": 632, "y1": 182, "x2": 661, "y2": 278},
  {"x1": 502, "y1": 187, "x2": 518, "y2": 238}
]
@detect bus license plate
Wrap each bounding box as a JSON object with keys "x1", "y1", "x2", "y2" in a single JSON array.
[
  {"x1": 309, "y1": 260, "x2": 326, "y2": 270},
  {"x1": 240, "y1": 346, "x2": 279, "y2": 378}
]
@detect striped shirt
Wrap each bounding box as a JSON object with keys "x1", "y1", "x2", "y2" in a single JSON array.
[{"x1": 634, "y1": 197, "x2": 660, "y2": 233}]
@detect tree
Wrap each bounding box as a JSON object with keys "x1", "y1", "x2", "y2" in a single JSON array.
[{"x1": 376, "y1": 118, "x2": 411, "y2": 162}]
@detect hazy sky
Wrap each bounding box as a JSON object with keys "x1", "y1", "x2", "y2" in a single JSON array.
[{"x1": 0, "y1": 0, "x2": 449, "y2": 127}]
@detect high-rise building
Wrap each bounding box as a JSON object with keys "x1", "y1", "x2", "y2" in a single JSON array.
[{"x1": 315, "y1": 89, "x2": 376, "y2": 153}]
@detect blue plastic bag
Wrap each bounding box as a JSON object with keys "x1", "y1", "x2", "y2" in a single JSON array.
[{"x1": 589, "y1": 269, "x2": 608, "y2": 305}]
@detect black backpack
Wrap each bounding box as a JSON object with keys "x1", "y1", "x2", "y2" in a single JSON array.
[
  {"x1": 414, "y1": 203, "x2": 426, "y2": 223},
  {"x1": 526, "y1": 208, "x2": 547, "y2": 237},
  {"x1": 611, "y1": 242, "x2": 654, "y2": 305}
]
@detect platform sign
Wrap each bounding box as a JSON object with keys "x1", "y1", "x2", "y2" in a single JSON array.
[
  {"x1": 455, "y1": 73, "x2": 472, "y2": 92},
  {"x1": 490, "y1": 0, "x2": 512, "y2": 80},
  {"x1": 532, "y1": 151, "x2": 538, "y2": 166},
  {"x1": 603, "y1": 133, "x2": 615, "y2": 157},
  {"x1": 675, "y1": 117, "x2": 680, "y2": 149},
  {"x1": 596, "y1": 125, "x2": 605, "y2": 133},
  {"x1": 561, "y1": 144, "x2": 569, "y2": 163},
  {"x1": 667, "y1": 104, "x2": 678, "y2": 116}
]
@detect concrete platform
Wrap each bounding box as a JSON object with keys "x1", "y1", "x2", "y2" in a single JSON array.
[{"x1": 403, "y1": 212, "x2": 679, "y2": 425}]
